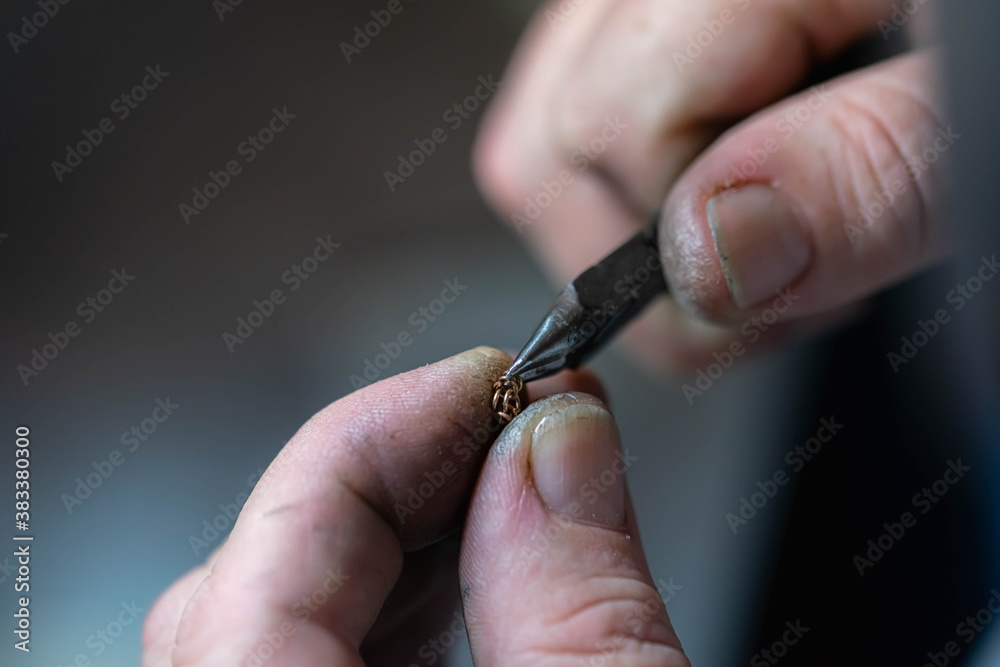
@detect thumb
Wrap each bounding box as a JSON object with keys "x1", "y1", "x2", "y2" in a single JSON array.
[
  {"x1": 459, "y1": 393, "x2": 689, "y2": 667},
  {"x1": 660, "y1": 50, "x2": 952, "y2": 323}
]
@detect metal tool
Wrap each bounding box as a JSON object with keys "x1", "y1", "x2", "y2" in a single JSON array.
[{"x1": 505, "y1": 214, "x2": 669, "y2": 383}]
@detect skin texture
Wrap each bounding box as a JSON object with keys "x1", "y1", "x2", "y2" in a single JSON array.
[
  {"x1": 474, "y1": 0, "x2": 946, "y2": 372},
  {"x1": 144, "y1": 347, "x2": 683, "y2": 666}
]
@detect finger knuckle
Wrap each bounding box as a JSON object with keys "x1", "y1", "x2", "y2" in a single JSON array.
[
  {"x1": 828, "y1": 83, "x2": 943, "y2": 264},
  {"x1": 513, "y1": 577, "x2": 689, "y2": 667},
  {"x1": 472, "y1": 119, "x2": 536, "y2": 221}
]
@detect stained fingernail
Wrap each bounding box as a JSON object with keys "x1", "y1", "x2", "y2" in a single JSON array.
[
  {"x1": 707, "y1": 185, "x2": 811, "y2": 308},
  {"x1": 530, "y1": 403, "x2": 627, "y2": 528}
]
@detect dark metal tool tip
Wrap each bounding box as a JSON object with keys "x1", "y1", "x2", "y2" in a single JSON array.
[{"x1": 506, "y1": 216, "x2": 669, "y2": 383}]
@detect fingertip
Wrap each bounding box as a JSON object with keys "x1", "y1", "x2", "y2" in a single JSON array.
[{"x1": 449, "y1": 346, "x2": 512, "y2": 377}]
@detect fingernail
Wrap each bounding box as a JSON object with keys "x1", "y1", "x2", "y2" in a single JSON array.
[
  {"x1": 530, "y1": 403, "x2": 626, "y2": 528},
  {"x1": 707, "y1": 185, "x2": 811, "y2": 308}
]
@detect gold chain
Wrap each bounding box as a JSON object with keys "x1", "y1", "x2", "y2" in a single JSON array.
[{"x1": 491, "y1": 374, "x2": 524, "y2": 425}]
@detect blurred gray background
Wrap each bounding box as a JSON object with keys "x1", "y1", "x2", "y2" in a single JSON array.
[{"x1": 1, "y1": 1, "x2": 998, "y2": 666}]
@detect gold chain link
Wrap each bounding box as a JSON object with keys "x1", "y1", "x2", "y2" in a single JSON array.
[{"x1": 491, "y1": 374, "x2": 524, "y2": 425}]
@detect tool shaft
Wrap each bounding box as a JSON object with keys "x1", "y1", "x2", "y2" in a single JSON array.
[{"x1": 506, "y1": 215, "x2": 668, "y2": 382}]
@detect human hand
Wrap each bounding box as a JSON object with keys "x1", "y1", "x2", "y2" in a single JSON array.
[
  {"x1": 143, "y1": 347, "x2": 689, "y2": 666},
  {"x1": 474, "y1": 0, "x2": 947, "y2": 371}
]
